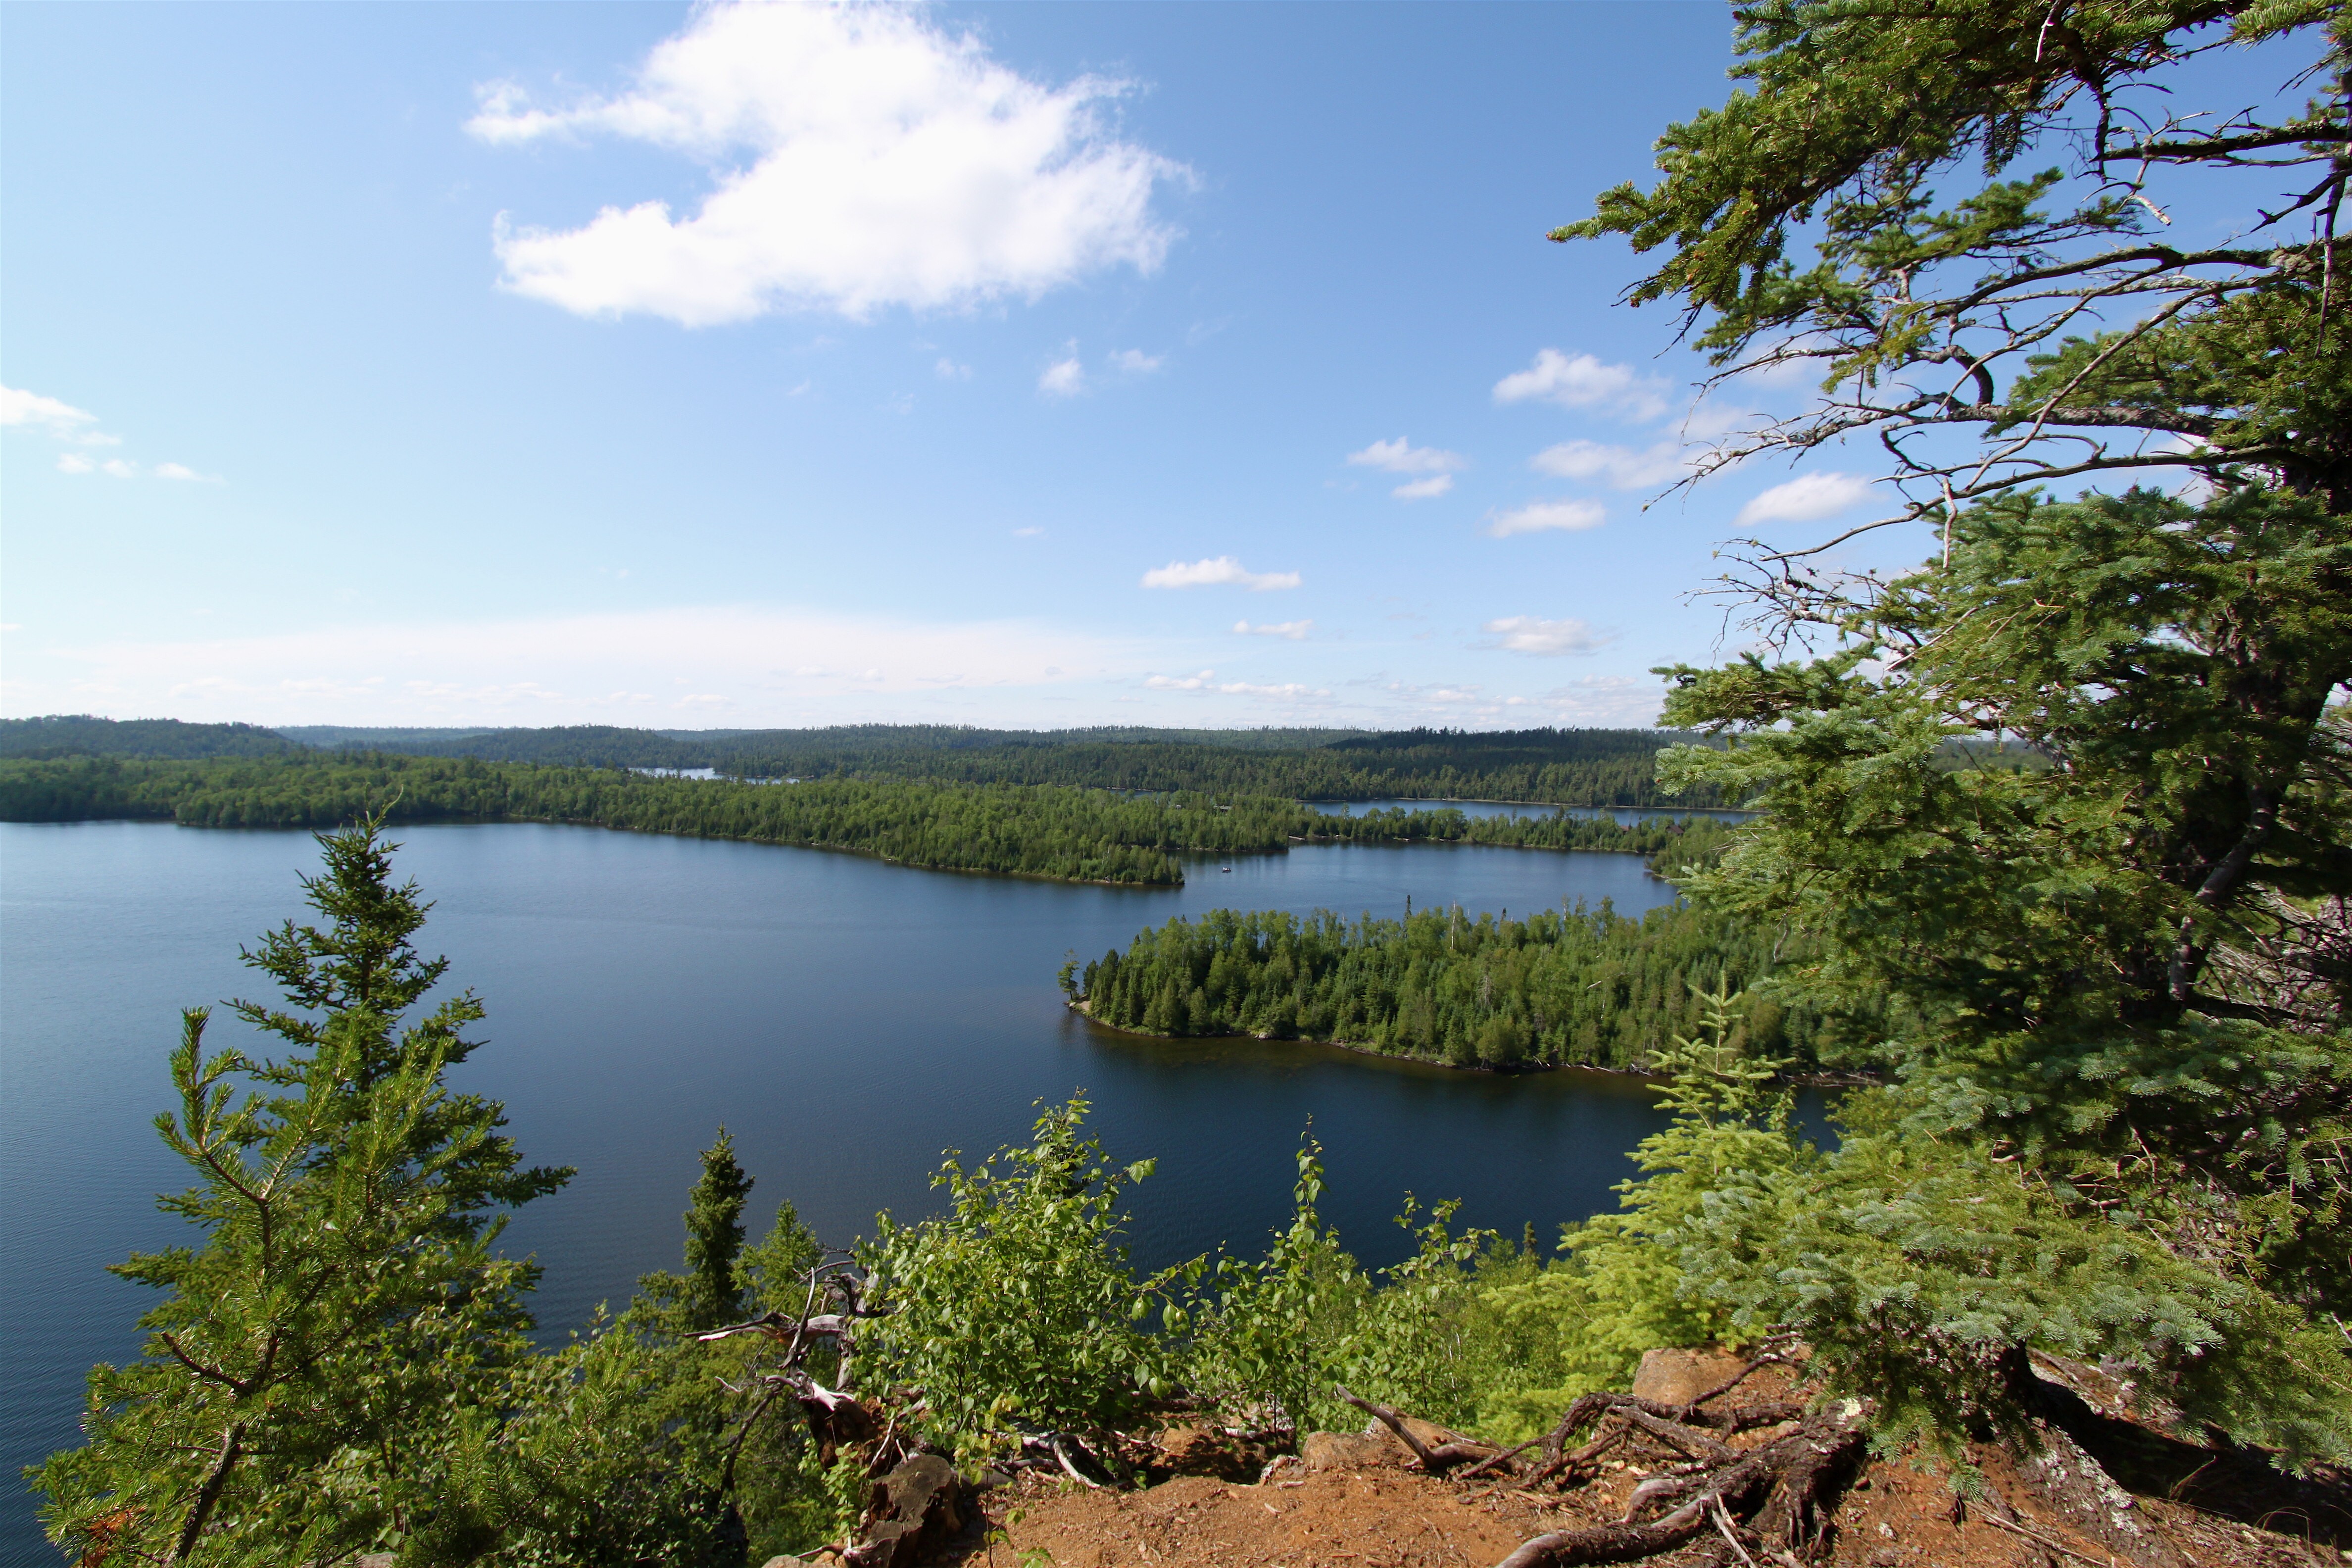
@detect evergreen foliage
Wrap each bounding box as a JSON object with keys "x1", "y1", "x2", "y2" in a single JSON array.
[
  {"x1": 1548, "y1": 0, "x2": 2352, "y2": 1471},
  {"x1": 0, "y1": 715, "x2": 300, "y2": 761},
  {"x1": 291, "y1": 721, "x2": 1714, "y2": 807},
  {"x1": 1649, "y1": 486, "x2": 2352, "y2": 1459},
  {"x1": 633, "y1": 1130, "x2": 759, "y2": 1335},
  {"x1": 0, "y1": 752, "x2": 1736, "y2": 885},
  {"x1": 1073, "y1": 900, "x2": 1869, "y2": 1071},
  {"x1": 29, "y1": 818, "x2": 570, "y2": 1566},
  {"x1": 1558, "y1": 0, "x2": 2352, "y2": 526}
]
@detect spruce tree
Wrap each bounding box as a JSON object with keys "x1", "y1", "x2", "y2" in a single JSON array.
[
  {"x1": 29, "y1": 816, "x2": 570, "y2": 1565},
  {"x1": 682, "y1": 1127, "x2": 755, "y2": 1332}
]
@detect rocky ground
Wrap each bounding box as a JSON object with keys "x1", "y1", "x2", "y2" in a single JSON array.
[{"x1": 769, "y1": 1350, "x2": 2352, "y2": 1568}]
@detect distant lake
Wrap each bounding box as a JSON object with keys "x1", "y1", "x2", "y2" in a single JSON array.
[
  {"x1": 1306, "y1": 798, "x2": 1758, "y2": 825},
  {"x1": 1, "y1": 821, "x2": 1716, "y2": 1563}
]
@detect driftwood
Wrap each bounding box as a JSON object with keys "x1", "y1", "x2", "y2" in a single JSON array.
[{"x1": 1335, "y1": 1386, "x2": 1502, "y2": 1474}]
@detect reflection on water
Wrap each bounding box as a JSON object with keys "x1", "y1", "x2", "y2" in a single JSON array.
[{"x1": 1, "y1": 820, "x2": 1727, "y2": 1560}]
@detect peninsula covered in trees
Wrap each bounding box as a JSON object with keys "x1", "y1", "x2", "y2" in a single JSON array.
[{"x1": 0, "y1": 751, "x2": 1732, "y2": 886}]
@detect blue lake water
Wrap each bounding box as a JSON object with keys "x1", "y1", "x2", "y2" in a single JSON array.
[
  {"x1": 1305, "y1": 798, "x2": 1755, "y2": 824},
  {"x1": 1, "y1": 820, "x2": 1705, "y2": 1561}
]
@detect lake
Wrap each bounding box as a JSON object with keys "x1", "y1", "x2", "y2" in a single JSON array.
[
  {"x1": 1306, "y1": 798, "x2": 1756, "y2": 824},
  {"x1": 1, "y1": 820, "x2": 1695, "y2": 1561}
]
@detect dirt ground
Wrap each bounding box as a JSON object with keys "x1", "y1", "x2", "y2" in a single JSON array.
[{"x1": 962, "y1": 1448, "x2": 2339, "y2": 1568}]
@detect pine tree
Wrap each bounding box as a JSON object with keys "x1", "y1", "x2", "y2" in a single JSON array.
[
  {"x1": 682, "y1": 1128, "x2": 755, "y2": 1332},
  {"x1": 30, "y1": 816, "x2": 570, "y2": 1565}
]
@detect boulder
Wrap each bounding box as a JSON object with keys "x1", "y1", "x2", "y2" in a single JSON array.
[
  {"x1": 1631, "y1": 1347, "x2": 1746, "y2": 1407},
  {"x1": 846, "y1": 1454, "x2": 965, "y2": 1567}
]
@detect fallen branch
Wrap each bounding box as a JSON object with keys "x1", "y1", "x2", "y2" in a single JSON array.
[
  {"x1": 1334, "y1": 1386, "x2": 1498, "y2": 1473},
  {"x1": 1981, "y1": 1512, "x2": 2117, "y2": 1568}
]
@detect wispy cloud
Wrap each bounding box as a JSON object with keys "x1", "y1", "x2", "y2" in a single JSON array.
[
  {"x1": 155, "y1": 462, "x2": 223, "y2": 483},
  {"x1": 1140, "y1": 556, "x2": 1300, "y2": 591},
  {"x1": 1234, "y1": 619, "x2": 1312, "y2": 640},
  {"x1": 1736, "y1": 471, "x2": 1873, "y2": 525},
  {"x1": 31, "y1": 606, "x2": 1143, "y2": 724},
  {"x1": 1012, "y1": 525, "x2": 1046, "y2": 538},
  {"x1": 1486, "y1": 499, "x2": 1606, "y2": 537},
  {"x1": 1038, "y1": 356, "x2": 1086, "y2": 396},
  {"x1": 1348, "y1": 437, "x2": 1467, "y2": 500},
  {"x1": 1492, "y1": 349, "x2": 1668, "y2": 420},
  {"x1": 1108, "y1": 348, "x2": 1163, "y2": 375},
  {"x1": 1145, "y1": 669, "x2": 1328, "y2": 700},
  {"x1": 934, "y1": 357, "x2": 972, "y2": 380},
  {"x1": 2, "y1": 385, "x2": 115, "y2": 442},
  {"x1": 1529, "y1": 439, "x2": 1684, "y2": 490},
  {"x1": 469, "y1": 1, "x2": 1188, "y2": 324},
  {"x1": 1481, "y1": 615, "x2": 1614, "y2": 655},
  {"x1": 1347, "y1": 437, "x2": 1465, "y2": 475}
]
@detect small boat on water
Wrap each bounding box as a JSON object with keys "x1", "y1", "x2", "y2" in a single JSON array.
[{"x1": 1220, "y1": 865, "x2": 1232, "y2": 872}]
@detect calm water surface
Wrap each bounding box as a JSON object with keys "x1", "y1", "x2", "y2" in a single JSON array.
[
  {"x1": 1308, "y1": 797, "x2": 1756, "y2": 824},
  {"x1": 1, "y1": 821, "x2": 1690, "y2": 1560}
]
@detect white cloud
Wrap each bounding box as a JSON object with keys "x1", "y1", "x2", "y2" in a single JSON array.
[
  {"x1": 1735, "y1": 471, "x2": 1874, "y2": 525},
  {"x1": 1218, "y1": 680, "x2": 1327, "y2": 700},
  {"x1": 155, "y1": 462, "x2": 222, "y2": 483},
  {"x1": 1012, "y1": 525, "x2": 1045, "y2": 538},
  {"x1": 934, "y1": 357, "x2": 971, "y2": 380},
  {"x1": 1234, "y1": 619, "x2": 1311, "y2": 640},
  {"x1": 1038, "y1": 356, "x2": 1086, "y2": 396},
  {"x1": 1486, "y1": 499, "x2": 1606, "y2": 537},
  {"x1": 1529, "y1": 439, "x2": 1684, "y2": 490},
  {"x1": 1481, "y1": 616, "x2": 1614, "y2": 656},
  {"x1": 1108, "y1": 348, "x2": 1163, "y2": 375},
  {"x1": 1346, "y1": 436, "x2": 1465, "y2": 475},
  {"x1": 2, "y1": 385, "x2": 106, "y2": 439},
  {"x1": 470, "y1": 1, "x2": 1188, "y2": 324},
  {"x1": 56, "y1": 453, "x2": 95, "y2": 475},
  {"x1": 1348, "y1": 438, "x2": 1467, "y2": 499},
  {"x1": 1139, "y1": 556, "x2": 1300, "y2": 591},
  {"x1": 100, "y1": 459, "x2": 137, "y2": 479},
  {"x1": 1144, "y1": 668, "x2": 1327, "y2": 700},
  {"x1": 29, "y1": 605, "x2": 1141, "y2": 724},
  {"x1": 1492, "y1": 350, "x2": 1667, "y2": 419}
]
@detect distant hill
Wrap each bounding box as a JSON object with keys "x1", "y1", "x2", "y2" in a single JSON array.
[
  {"x1": 0, "y1": 716, "x2": 302, "y2": 761},
  {"x1": 0, "y1": 719, "x2": 1716, "y2": 807},
  {"x1": 273, "y1": 726, "x2": 495, "y2": 747}
]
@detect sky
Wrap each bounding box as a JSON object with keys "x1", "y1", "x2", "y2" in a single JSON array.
[{"x1": 0, "y1": 2, "x2": 2115, "y2": 731}]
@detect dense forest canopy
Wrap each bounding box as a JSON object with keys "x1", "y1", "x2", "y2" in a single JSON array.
[
  {"x1": 0, "y1": 752, "x2": 1730, "y2": 887},
  {"x1": 4, "y1": 717, "x2": 1723, "y2": 807},
  {"x1": 0, "y1": 716, "x2": 300, "y2": 761},
  {"x1": 1069, "y1": 894, "x2": 1865, "y2": 1073}
]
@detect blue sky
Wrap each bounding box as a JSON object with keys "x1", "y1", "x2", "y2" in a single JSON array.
[{"x1": 0, "y1": 3, "x2": 2009, "y2": 729}]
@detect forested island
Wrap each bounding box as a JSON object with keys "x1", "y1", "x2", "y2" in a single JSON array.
[
  {"x1": 0, "y1": 751, "x2": 1732, "y2": 886},
  {"x1": 1066, "y1": 896, "x2": 1856, "y2": 1072}
]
